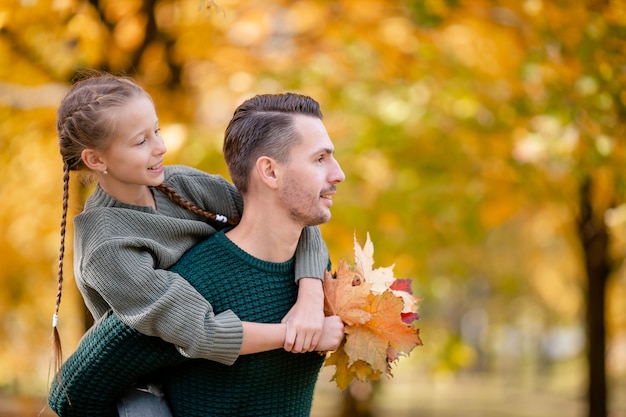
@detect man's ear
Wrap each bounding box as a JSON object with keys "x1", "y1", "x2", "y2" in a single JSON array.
[
  {"x1": 81, "y1": 149, "x2": 106, "y2": 172},
  {"x1": 255, "y1": 156, "x2": 280, "y2": 189}
]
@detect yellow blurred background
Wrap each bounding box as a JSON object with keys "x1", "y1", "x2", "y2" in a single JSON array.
[{"x1": 1, "y1": 0, "x2": 626, "y2": 416}]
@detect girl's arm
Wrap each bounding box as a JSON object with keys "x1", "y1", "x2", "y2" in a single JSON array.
[
  {"x1": 282, "y1": 278, "x2": 325, "y2": 352},
  {"x1": 78, "y1": 235, "x2": 244, "y2": 365},
  {"x1": 169, "y1": 166, "x2": 330, "y2": 353},
  {"x1": 49, "y1": 311, "x2": 343, "y2": 417},
  {"x1": 283, "y1": 226, "x2": 328, "y2": 352},
  {"x1": 170, "y1": 166, "x2": 328, "y2": 285},
  {"x1": 240, "y1": 315, "x2": 343, "y2": 354},
  {"x1": 76, "y1": 178, "x2": 244, "y2": 365}
]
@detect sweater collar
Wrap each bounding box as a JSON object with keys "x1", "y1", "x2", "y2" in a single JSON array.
[
  {"x1": 84, "y1": 184, "x2": 157, "y2": 213},
  {"x1": 214, "y1": 231, "x2": 295, "y2": 274}
]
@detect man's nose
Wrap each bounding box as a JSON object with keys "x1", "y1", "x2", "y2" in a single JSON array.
[{"x1": 330, "y1": 159, "x2": 346, "y2": 184}]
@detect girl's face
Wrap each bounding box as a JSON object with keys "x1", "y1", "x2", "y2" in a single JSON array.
[{"x1": 96, "y1": 94, "x2": 166, "y2": 206}]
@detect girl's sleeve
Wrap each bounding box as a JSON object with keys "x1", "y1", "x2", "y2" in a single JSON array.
[
  {"x1": 79, "y1": 237, "x2": 243, "y2": 364},
  {"x1": 294, "y1": 226, "x2": 328, "y2": 282},
  {"x1": 171, "y1": 167, "x2": 244, "y2": 220},
  {"x1": 180, "y1": 167, "x2": 328, "y2": 282},
  {"x1": 49, "y1": 310, "x2": 189, "y2": 417}
]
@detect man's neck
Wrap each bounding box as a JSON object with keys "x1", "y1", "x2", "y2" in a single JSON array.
[{"x1": 225, "y1": 208, "x2": 303, "y2": 263}]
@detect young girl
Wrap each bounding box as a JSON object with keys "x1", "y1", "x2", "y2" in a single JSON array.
[{"x1": 52, "y1": 72, "x2": 329, "y2": 413}]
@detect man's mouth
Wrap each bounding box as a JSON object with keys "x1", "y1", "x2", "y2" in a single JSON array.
[{"x1": 321, "y1": 187, "x2": 337, "y2": 201}]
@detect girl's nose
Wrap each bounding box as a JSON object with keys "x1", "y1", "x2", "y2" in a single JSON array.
[{"x1": 155, "y1": 134, "x2": 167, "y2": 155}]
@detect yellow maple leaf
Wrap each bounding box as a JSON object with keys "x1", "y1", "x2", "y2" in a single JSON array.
[
  {"x1": 324, "y1": 345, "x2": 354, "y2": 390},
  {"x1": 350, "y1": 360, "x2": 380, "y2": 382}
]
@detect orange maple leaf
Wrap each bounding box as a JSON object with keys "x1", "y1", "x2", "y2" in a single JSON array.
[
  {"x1": 364, "y1": 291, "x2": 421, "y2": 355},
  {"x1": 323, "y1": 260, "x2": 372, "y2": 326},
  {"x1": 324, "y1": 348, "x2": 384, "y2": 390},
  {"x1": 344, "y1": 291, "x2": 421, "y2": 374},
  {"x1": 323, "y1": 233, "x2": 422, "y2": 390}
]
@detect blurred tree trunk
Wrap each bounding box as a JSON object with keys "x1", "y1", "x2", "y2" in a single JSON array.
[
  {"x1": 339, "y1": 381, "x2": 376, "y2": 417},
  {"x1": 577, "y1": 177, "x2": 609, "y2": 417}
]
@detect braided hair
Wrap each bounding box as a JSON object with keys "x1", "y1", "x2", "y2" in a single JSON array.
[
  {"x1": 52, "y1": 71, "x2": 237, "y2": 384},
  {"x1": 156, "y1": 183, "x2": 239, "y2": 226},
  {"x1": 53, "y1": 71, "x2": 143, "y2": 387}
]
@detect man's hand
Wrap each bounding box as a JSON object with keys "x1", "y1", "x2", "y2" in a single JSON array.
[
  {"x1": 316, "y1": 315, "x2": 345, "y2": 352},
  {"x1": 282, "y1": 277, "x2": 325, "y2": 352}
]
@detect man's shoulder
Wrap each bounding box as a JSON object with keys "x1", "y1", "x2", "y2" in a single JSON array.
[{"x1": 172, "y1": 231, "x2": 226, "y2": 268}]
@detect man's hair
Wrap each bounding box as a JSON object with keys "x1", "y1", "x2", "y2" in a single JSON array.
[{"x1": 223, "y1": 93, "x2": 323, "y2": 193}]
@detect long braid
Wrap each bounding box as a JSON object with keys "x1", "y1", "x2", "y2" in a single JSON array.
[
  {"x1": 50, "y1": 71, "x2": 155, "y2": 397},
  {"x1": 51, "y1": 162, "x2": 70, "y2": 391},
  {"x1": 156, "y1": 183, "x2": 240, "y2": 226}
]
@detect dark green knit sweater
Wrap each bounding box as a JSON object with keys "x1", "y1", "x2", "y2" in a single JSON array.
[
  {"x1": 49, "y1": 231, "x2": 324, "y2": 417},
  {"x1": 163, "y1": 231, "x2": 325, "y2": 417}
]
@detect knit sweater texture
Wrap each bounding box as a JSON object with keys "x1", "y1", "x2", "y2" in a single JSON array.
[
  {"x1": 73, "y1": 165, "x2": 327, "y2": 362},
  {"x1": 164, "y1": 231, "x2": 325, "y2": 417},
  {"x1": 48, "y1": 231, "x2": 325, "y2": 417}
]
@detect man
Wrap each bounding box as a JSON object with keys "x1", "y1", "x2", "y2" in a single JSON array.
[
  {"x1": 49, "y1": 93, "x2": 346, "y2": 417},
  {"x1": 163, "y1": 93, "x2": 346, "y2": 416}
]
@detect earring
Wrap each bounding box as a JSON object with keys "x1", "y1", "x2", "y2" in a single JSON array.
[{"x1": 103, "y1": 169, "x2": 108, "y2": 175}]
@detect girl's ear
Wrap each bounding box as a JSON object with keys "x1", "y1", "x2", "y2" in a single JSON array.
[
  {"x1": 255, "y1": 156, "x2": 279, "y2": 190},
  {"x1": 81, "y1": 149, "x2": 106, "y2": 172}
]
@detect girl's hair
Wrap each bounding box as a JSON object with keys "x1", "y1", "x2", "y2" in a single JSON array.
[
  {"x1": 223, "y1": 93, "x2": 322, "y2": 194},
  {"x1": 52, "y1": 72, "x2": 238, "y2": 383},
  {"x1": 58, "y1": 71, "x2": 149, "y2": 171},
  {"x1": 155, "y1": 183, "x2": 239, "y2": 227},
  {"x1": 53, "y1": 71, "x2": 144, "y2": 385}
]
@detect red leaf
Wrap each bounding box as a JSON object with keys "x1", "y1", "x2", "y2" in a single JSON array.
[{"x1": 390, "y1": 279, "x2": 413, "y2": 294}]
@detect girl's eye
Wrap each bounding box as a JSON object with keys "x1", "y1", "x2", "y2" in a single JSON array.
[
  {"x1": 155, "y1": 128, "x2": 161, "y2": 135},
  {"x1": 135, "y1": 135, "x2": 149, "y2": 146}
]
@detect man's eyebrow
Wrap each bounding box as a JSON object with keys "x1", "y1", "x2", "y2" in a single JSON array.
[{"x1": 313, "y1": 147, "x2": 334, "y2": 156}]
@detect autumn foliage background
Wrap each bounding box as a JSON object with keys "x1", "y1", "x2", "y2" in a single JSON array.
[{"x1": 1, "y1": 1, "x2": 626, "y2": 416}]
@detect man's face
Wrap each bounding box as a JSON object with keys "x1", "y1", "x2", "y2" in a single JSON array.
[{"x1": 278, "y1": 115, "x2": 345, "y2": 226}]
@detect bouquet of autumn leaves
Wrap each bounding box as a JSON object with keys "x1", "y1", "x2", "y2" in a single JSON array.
[{"x1": 323, "y1": 233, "x2": 423, "y2": 390}]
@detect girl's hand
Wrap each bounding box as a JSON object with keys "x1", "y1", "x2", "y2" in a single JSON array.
[{"x1": 282, "y1": 277, "x2": 324, "y2": 352}]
